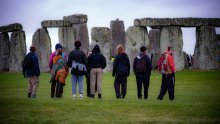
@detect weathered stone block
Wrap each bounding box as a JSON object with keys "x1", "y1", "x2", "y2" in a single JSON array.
[
  {"x1": 0, "y1": 23, "x2": 22, "y2": 32},
  {"x1": 193, "y1": 26, "x2": 220, "y2": 70},
  {"x1": 134, "y1": 18, "x2": 220, "y2": 27},
  {"x1": 64, "y1": 14, "x2": 88, "y2": 24},
  {"x1": 41, "y1": 20, "x2": 71, "y2": 28},
  {"x1": 0, "y1": 32, "x2": 10, "y2": 71},
  {"x1": 32, "y1": 28, "x2": 51, "y2": 72},
  {"x1": 9, "y1": 30, "x2": 26, "y2": 72}
]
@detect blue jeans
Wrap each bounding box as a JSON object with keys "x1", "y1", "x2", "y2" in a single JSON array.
[{"x1": 71, "y1": 74, "x2": 84, "y2": 95}]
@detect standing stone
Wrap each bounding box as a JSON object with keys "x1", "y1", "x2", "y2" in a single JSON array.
[
  {"x1": 58, "y1": 27, "x2": 75, "y2": 54},
  {"x1": 91, "y1": 27, "x2": 111, "y2": 71},
  {"x1": 110, "y1": 19, "x2": 126, "y2": 55},
  {"x1": 0, "y1": 32, "x2": 10, "y2": 71},
  {"x1": 194, "y1": 26, "x2": 220, "y2": 70},
  {"x1": 160, "y1": 26, "x2": 184, "y2": 71},
  {"x1": 9, "y1": 30, "x2": 26, "y2": 72},
  {"x1": 60, "y1": 14, "x2": 89, "y2": 54},
  {"x1": 32, "y1": 28, "x2": 51, "y2": 72},
  {"x1": 149, "y1": 29, "x2": 161, "y2": 68},
  {"x1": 125, "y1": 26, "x2": 150, "y2": 71},
  {"x1": 183, "y1": 51, "x2": 189, "y2": 69}
]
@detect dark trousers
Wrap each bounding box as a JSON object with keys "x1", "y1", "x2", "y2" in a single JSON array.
[
  {"x1": 158, "y1": 74, "x2": 175, "y2": 100},
  {"x1": 86, "y1": 70, "x2": 91, "y2": 97},
  {"x1": 114, "y1": 74, "x2": 127, "y2": 98},
  {"x1": 51, "y1": 81, "x2": 64, "y2": 98},
  {"x1": 135, "y1": 74, "x2": 150, "y2": 99}
]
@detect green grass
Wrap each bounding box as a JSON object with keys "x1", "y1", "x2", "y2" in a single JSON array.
[{"x1": 0, "y1": 70, "x2": 220, "y2": 123}]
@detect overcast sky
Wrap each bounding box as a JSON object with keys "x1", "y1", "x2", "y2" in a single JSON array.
[{"x1": 0, "y1": 0, "x2": 220, "y2": 54}]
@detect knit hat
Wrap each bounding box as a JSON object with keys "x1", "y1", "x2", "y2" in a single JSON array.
[
  {"x1": 74, "y1": 41, "x2": 81, "y2": 48},
  {"x1": 116, "y1": 44, "x2": 125, "y2": 54},
  {"x1": 55, "y1": 43, "x2": 62, "y2": 50}
]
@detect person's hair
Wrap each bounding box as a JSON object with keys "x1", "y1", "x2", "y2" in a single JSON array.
[
  {"x1": 116, "y1": 44, "x2": 124, "y2": 54},
  {"x1": 30, "y1": 45, "x2": 36, "y2": 52},
  {"x1": 167, "y1": 47, "x2": 172, "y2": 51},
  {"x1": 74, "y1": 41, "x2": 81, "y2": 48},
  {"x1": 140, "y1": 46, "x2": 146, "y2": 52}
]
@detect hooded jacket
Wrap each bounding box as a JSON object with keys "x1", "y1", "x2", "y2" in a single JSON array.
[
  {"x1": 87, "y1": 45, "x2": 107, "y2": 69},
  {"x1": 133, "y1": 52, "x2": 152, "y2": 75},
  {"x1": 112, "y1": 53, "x2": 130, "y2": 76},
  {"x1": 25, "y1": 52, "x2": 40, "y2": 77}
]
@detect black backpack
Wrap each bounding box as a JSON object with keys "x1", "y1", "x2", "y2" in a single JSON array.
[{"x1": 135, "y1": 57, "x2": 146, "y2": 73}]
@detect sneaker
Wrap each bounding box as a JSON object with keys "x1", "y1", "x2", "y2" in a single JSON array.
[
  {"x1": 79, "y1": 94, "x2": 83, "y2": 99},
  {"x1": 72, "y1": 94, "x2": 76, "y2": 99}
]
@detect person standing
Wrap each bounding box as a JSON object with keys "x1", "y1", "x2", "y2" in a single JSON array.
[
  {"x1": 49, "y1": 43, "x2": 67, "y2": 98},
  {"x1": 85, "y1": 51, "x2": 92, "y2": 98},
  {"x1": 87, "y1": 45, "x2": 106, "y2": 99},
  {"x1": 52, "y1": 48, "x2": 69, "y2": 98},
  {"x1": 68, "y1": 41, "x2": 87, "y2": 99},
  {"x1": 133, "y1": 46, "x2": 152, "y2": 99},
  {"x1": 157, "y1": 47, "x2": 176, "y2": 101},
  {"x1": 112, "y1": 44, "x2": 130, "y2": 99},
  {"x1": 23, "y1": 45, "x2": 40, "y2": 98}
]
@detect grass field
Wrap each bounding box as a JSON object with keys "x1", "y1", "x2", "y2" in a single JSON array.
[{"x1": 0, "y1": 70, "x2": 220, "y2": 123}]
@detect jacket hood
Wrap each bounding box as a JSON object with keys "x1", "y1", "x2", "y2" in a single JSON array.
[
  {"x1": 92, "y1": 45, "x2": 100, "y2": 53},
  {"x1": 137, "y1": 52, "x2": 145, "y2": 59}
]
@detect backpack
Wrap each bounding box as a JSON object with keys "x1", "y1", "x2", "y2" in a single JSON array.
[
  {"x1": 135, "y1": 56, "x2": 146, "y2": 73},
  {"x1": 22, "y1": 54, "x2": 33, "y2": 78}
]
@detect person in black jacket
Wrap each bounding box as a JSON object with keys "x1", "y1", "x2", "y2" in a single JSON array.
[
  {"x1": 112, "y1": 44, "x2": 130, "y2": 99},
  {"x1": 133, "y1": 46, "x2": 152, "y2": 99},
  {"x1": 87, "y1": 45, "x2": 106, "y2": 99},
  {"x1": 68, "y1": 41, "x2": 87, "y2": 99}
]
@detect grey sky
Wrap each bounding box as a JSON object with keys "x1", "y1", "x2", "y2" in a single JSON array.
[{"x1": 0, "y1": 0, "x2": 220, "y2": 54}]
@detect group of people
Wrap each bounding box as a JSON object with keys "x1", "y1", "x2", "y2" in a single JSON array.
[{"x1": 23, "y1": 40, "x2": 176, "y2": 101}]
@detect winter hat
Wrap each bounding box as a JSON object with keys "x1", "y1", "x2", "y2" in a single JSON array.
[
  {"x1": 116, "y1": 44, "x2": 125, "y2": 54},
  {"x1": 74, "y1": 41, "x2": 81, "y2": 48},
  {"x1": 55, "y1": 43, "x2": 62, "y2": 50}
]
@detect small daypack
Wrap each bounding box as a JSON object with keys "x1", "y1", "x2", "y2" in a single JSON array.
[{"x1": 135, "y1": 57, "x2": 146, "y2": 73}]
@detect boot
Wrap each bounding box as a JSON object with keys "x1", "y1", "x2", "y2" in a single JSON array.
[
  {"x1": 90, "y1": 94, "x2": 95, "y2": 98},
  {"x1": 28, "y1": 93, "x2": 31, "y2": 98},
  {"x1": 98, "y1": 94, "x2": 102, "y2": 99}
]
